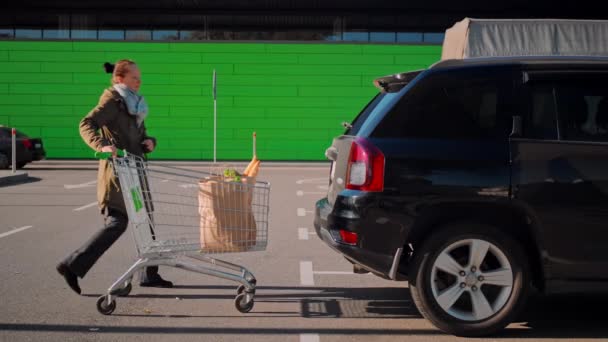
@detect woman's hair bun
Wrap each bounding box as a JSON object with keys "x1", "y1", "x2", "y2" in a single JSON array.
[{"x1": 103, "y1": 62, "x2": 115, "y2": 74}]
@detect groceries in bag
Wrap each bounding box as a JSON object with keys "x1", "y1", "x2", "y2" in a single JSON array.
[{"x1": 198, "y1": 132, "x2": 261, "y2": 252}]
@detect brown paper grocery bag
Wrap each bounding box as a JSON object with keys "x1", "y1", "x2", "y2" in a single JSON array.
[{"x1": 198, "y1": 176, "x2": 257, "y2": 252}]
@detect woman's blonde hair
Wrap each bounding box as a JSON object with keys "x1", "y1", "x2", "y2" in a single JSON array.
[{"x1": 111, "y1": 59, "x2": 137, "y2": 84}]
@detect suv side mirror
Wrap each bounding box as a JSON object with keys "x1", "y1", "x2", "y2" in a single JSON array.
[{"x1": 510, "y1": 116, "x2": 522, "y2": 138}]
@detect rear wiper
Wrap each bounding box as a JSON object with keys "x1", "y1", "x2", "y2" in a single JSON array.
[
  {"x1": 374, "y1": 70, "x2": 423, "y2": 93},
  {"x1": 342, "y1": 122, "x2": 353, "y2": 129}
]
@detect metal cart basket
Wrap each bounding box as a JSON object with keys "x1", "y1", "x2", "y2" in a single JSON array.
[{"x1": 95, "y1": 153, "x2": 270, "y2": 315}]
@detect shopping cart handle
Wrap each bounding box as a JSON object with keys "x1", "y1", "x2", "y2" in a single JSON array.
[{"x1": 94, "y1": 150, "x2": 125, "y2": 159}]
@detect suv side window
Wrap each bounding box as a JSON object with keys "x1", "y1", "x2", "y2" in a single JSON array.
[
  {"x1": 525, "y1": 83, "x2": 559, "y2": 140},
  {"x1": 372, "y1": 69, "x2": 515, "y2": 140},
  {"x1": 556, "y1": 80, "x2": 608, "y2": 142},
  {"x1": 525, "y1": 75, "x2": 608, "y2": 142}
]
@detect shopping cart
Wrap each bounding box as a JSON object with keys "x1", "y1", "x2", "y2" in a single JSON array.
[{"x1": 94, "y1": 151, "x2": 270, "y2": 315}]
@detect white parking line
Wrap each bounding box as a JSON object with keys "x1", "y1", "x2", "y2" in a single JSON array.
[
  {"x1": 300, "y1": 261, "x2": 314, "y2": 286},
  {"x1": 296, "y1": 190, "x2": 326, "y2": 196},
  {"x1": 296, "y1": 178, "x2": 327, "y2": 185},
  {"x1": 0, "y1": 226, "x2": 33, "y2": 239},
  {"x1": 300, "y1": 334, "x2": 320, "y2": 342},
  {"x1": 73, "y1": 202, "x2": 97, "y2": 212},
  {"x1": 314, "y1": 271, "x2": 356, "y2": 275},
  {"x1": 64, "y1": 180, "x2": 97, "y2": 190},
  {"x1": 297, "y1": 208, "x2": 314, "y2": 217},
  {"x1": 298, "y1": 228, "x2": 310, "y2": 240}
]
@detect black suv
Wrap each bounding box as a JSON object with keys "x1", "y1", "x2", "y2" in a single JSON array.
[{"x1": 314, "y1": 56, "x2": 608, "y2": 336}]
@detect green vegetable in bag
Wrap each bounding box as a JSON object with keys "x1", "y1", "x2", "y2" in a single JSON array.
[{"x1": 223, "y1": 168, "x2": 242, "y2": 182}]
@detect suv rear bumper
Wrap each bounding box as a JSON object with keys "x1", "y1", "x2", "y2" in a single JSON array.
[{"x1": 314, "y1": 196, "x2": 407, "y2": 280}]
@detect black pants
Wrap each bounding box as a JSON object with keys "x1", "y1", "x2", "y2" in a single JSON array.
[{"x1": 62, "y1": 208, "x2": 159, "y2": 283}]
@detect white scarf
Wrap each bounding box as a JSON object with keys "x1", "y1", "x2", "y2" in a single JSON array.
[{"x1": 113, "y1": 84, "x2": 148, "y2": 127}]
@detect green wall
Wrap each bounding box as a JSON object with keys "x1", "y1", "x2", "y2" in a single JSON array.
[{"x1": 0, "y1": 41, "x2": 441, "y2": 160}]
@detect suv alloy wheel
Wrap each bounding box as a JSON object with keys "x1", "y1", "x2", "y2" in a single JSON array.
[{"x1": 409, "y1": 223, "x2": 530, "y2": 336}]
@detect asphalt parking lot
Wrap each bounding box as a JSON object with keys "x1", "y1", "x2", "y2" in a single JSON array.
[{"x1": 1, "y1": 161, "x2": 607, "y2": 342}]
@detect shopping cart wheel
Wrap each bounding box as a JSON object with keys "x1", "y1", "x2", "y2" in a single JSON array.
[
  {"x1": 96, "y1": 295, "x2": 116, "y2": 315},
  {"x1": 234, "y1": 293, "x2": 254, "y2": 313},
  {"x1": 112, "y1": 283, "x2": 132, "y2": 297},
  {"x1": 237, "y1": 285, "x2": 256, "y2": 296}
]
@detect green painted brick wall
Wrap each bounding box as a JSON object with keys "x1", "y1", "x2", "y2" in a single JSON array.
[{"x1": 0, "y1": 41, "x2": 441, "y2": 160}]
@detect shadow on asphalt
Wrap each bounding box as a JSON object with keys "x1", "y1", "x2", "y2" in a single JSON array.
[
  {"x1": 84, "y1": 286, "x2": 420, "y2": 319},
  {"x1": 77, "y1": 286, "x2": 608, "y2": 338},
  {"x1": 0, "y1": 176, "x2": 41, "y2": 188},
  {"x1": 502, "y1": 293, "x2": 608, "y2": 339}
]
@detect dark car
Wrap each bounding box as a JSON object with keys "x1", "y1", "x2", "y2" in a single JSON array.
[
  {"x1": 0, "y1": 126, "x2": 46, "y2": 169},
  {"x1": 314, "y1": 56, "x2": 608, "y2": 336}
]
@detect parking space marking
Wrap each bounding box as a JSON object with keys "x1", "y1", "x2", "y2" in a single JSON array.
[
  {"x1": 64, "y1": 180, "x2": 97, "y2": 190},
  {"x1": 300, "y1": 261, "x2": 314, "y2": 286},
  {"x1": 73, "y1": 202, "x2": 97, "y2": 212},
  {"x1": 297, "y1": 190, "x2": 325, "y2": 196},
  {"x1": 300, "y1": 334, "x2": 320, "y2": 342},
  {"x1": 296, "y1": 178, "x2": 327, "y2": 185},
  {"x1": 299, "y1": 228, "x2": 317, "y2": 240},
  {"x1": 297, "y1": 208, "x2": 314, "y2": 217},
  {"x1": 0, "y1": 226, "x2": 33, "y2": 239},
  {"x1": 314, "y1": 271, "x2": 355, "y2": 275},
  {"x1": 298, "y1": 228, "x2": 310, "y2": 240}
]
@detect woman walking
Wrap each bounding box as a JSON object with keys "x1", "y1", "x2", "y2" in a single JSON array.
[{"x1": 56, "y1": 60, "x2": 172, "y2": 294}]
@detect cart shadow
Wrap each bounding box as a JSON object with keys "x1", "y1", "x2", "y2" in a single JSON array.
[
  {"x1": 84, "y1": 286, "x2": 608, "y2": 338},
  {"x1": 84, "y1": 285, "x2": 419, "y2": 319}
]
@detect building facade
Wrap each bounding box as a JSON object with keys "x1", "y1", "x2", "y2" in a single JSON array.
[{"x1": 1, "y1": 1, "x2": 606, "y2": 160}]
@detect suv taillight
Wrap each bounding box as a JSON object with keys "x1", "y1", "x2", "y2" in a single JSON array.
[
  {"x1": 345, "y1": 137, "x2": 385, "y2": 192},
  {"x1": 22, "y1": 139, "x2": 32, "y2": 149}
]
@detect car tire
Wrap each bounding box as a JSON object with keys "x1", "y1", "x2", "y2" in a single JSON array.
[
  {"x1": 408, "y1": 223, "x2": 530, "y2": 337},
  {"x1": 0, "y1": 153, "x2": 8, "y2": 169}
]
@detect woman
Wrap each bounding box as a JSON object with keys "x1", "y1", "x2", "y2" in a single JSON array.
[{"x1": 56, "y1": 60, "x2": 172, "y2": 294}]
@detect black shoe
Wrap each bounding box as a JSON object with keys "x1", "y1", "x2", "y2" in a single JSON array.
[
  {"x1": 56, "y1": 263, "x2": 81, "y2": 295},
  {"x1": 140, "y1": 275, "x2": 173, "y2": 288}
]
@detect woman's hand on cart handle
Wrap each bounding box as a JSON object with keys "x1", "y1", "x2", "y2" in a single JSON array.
[
  {"x1": 101, "y1": 145, "x2": 117, "y2": 157},
  {"x1": 95, "y1": 146, "x2": 124, "y2": 159}
]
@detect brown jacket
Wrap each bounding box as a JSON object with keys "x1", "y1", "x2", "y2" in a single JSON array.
[{"x1": 79, "y1": 88, "x2": 156, "y2": 214}]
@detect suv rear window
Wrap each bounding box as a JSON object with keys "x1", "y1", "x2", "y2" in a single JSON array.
[
  {"x1": 346, "y1": 70, "x2": 423, "y2": 136},
  {"x1": 345, "y1": 93, "x2": 384, "y2": 135},
  {"x1": 372, "y1": 68, "x2": 516, "y2": 140}
]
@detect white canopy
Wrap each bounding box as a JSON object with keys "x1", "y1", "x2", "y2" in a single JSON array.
[{"x1": 441, "y1": 18, "x2": 608, "y2": 60}]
